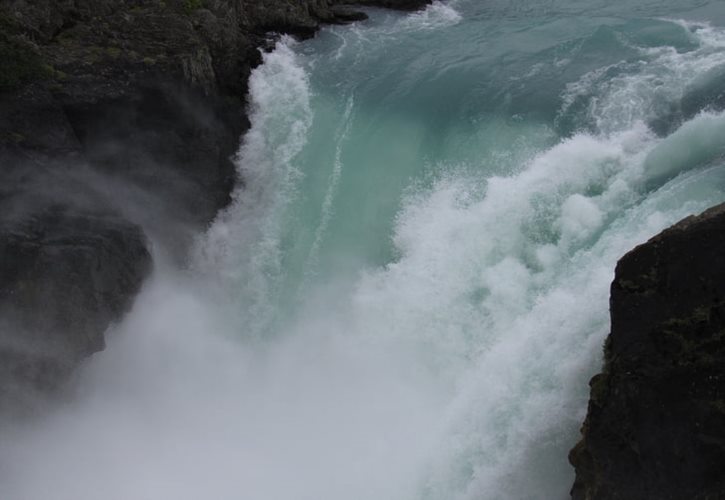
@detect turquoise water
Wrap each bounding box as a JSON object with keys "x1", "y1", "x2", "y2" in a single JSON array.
[{"x1": 3, "y1": 1, "x2": 725, "y2": 499}]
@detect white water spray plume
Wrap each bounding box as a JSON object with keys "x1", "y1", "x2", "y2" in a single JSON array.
[{"x1": 2, "y1": 3, "x2": 725, "y2": 500}]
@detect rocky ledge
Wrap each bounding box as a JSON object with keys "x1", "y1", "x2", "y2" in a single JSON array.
[
  {"x1": 570, "y1": 202, "x2": 725, "y2": 499},
  {"x1": 0, "y1": 0, "x2": 430, "y2": 411}
]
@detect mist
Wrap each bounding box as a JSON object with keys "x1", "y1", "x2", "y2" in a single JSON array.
[{"x1": 3, "y1": 3, "x2": 725, "y2": 500}]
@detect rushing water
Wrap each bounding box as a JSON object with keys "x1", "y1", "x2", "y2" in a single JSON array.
[{"x1": 3, "y1": 1, "x2": 725, "y2": 499}]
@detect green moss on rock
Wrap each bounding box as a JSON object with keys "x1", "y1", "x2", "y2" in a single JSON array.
[
  {"x1": 183, "y1": 0, "x2": 203, "y2": 14},
  {"x1": 0, "y1": 37, "x2": 52, "y2": 91},
  {"x1": 0, "y1": 8, "x2": 55, "y2": 90}
]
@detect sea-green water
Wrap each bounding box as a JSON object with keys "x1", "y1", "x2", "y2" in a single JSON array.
[{"x1": 3, "y1": 1, "x2": 725, "y2": 499}]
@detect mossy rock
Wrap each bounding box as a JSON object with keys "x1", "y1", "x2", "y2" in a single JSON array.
[
  {"x1": 0, "y1": 34, "x2": 53, "y2": 91},
  {"x1": 183, "y1": 0, "x2": 204, "y2": 14},
  {"x1": 0, "y1": 131, "x2": 25, "y2": 145},
  {"x1": 105, "y1": 46, "x2": 122, "y2": 59},
  {"x1": 0, "y1": 8, "x2": 53, "y2": 90},
  {"x1": 0, "y1": 9, "x2": 19, "y2": 35},
  {"x1": 0, "y1": 43, "x2": 53, "y2": 90}
]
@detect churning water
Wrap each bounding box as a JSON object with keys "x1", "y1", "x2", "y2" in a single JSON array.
[{"x1": 3, "y1": 1, "x2": 725, "y2": 499}]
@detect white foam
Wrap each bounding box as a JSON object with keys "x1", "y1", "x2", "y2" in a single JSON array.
[
  {"x1": 4, "y1": 118, "x2": 715, "y2": 500},
  {"x1": 362, "y1": 122, "x2": 720, "y2": 499},
  {"x1": 195, "y1": 37, "x2": 313, "y2": 336},
  {"x1": 396, "y1": 1, "x2": 463, "y2": 31},
  {"x1": 561, "y1": 21, "x2": 725, "y2": 134},
  {"x1": 2, "y1": 11, "x2": 725, "y2": 500}
]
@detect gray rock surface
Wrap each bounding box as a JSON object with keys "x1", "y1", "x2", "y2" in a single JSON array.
[
  {"x1": 570, "y1": 202, "x2": 725, "y2": 500},
  {"x1": 0, "y1": 207, "x2": 151, "y2": 412}
]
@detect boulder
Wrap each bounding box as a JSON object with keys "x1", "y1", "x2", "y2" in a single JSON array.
[
  {"x1": 570, "y1": 203, "x2": 725, "y2": 500},
  {"x1": 0, "y1": 206, "x2": 150, "y2": 412}
]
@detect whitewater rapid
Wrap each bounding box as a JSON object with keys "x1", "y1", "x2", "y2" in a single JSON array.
[{"x1": 2, "y1": 2, "x2": 725, "y2": 500}]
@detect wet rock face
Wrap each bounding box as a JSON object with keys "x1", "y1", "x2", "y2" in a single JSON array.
[
  {"x1": 0, "y1": 208, "x2": 151, "y2": 412},
  {"x1": 570, "y1": 203, "x2": 725, "y2": 500}
]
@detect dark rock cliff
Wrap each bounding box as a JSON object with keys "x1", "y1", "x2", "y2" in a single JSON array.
[
  {"x1": 0, "y1": 0, "x2": 430, "y2": 411},
  {"x1": 570, "y1": 202, "x2": 725, "y2": 500}
]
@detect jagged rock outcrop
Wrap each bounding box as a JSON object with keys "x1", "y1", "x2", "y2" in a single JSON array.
[
  {"x1": 0, "y1": 208, "x2": 151, "y2": 412},
  {"x1": 570, "y1": 203, "x2": 725, "y2": 500},
  {"x1": 0, "y1": 0, "x2": 431, "y2": 410}
]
